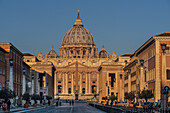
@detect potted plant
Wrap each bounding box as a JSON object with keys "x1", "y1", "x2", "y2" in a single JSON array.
[
  {"x1": 125, "y1": 92, "x2": 135, "y2": 107},
  {"x1": 22, "y1": 93, "x2": 30, "y2": 108},
  {"x1": 110, "y1": 95, "x2": 117, "y2": 106},
  {"x1": 31, "y1": 95, "x2": 40, "y2": 107},
  {"x1": 0, "y1": 88, "x2": 16, "y2": 111},
  {"x1": 138, "y1": 89, "x2": 154, "y2": 109}
]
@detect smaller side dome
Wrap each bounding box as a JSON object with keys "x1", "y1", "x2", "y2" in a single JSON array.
[
  {"x1": 99, "y1": 46, "x2": 108, "y2": 58},
  {"x1": 47, "y1": 46, "x2": 58, "y2": 58}
]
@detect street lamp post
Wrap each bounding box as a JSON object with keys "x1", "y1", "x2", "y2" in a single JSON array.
[
  {"x1": 160, "y1": 43, "x2": 167, "y2": 113},
  {"x1": 22, "y1": 68, "x2": 26, "y2": 95},
  {"x1": 32, "y1": 74, "x2": 34, "y2": 95},
  {"x1": 9, "y1": 59, "x2": 13, "y2": 91}
]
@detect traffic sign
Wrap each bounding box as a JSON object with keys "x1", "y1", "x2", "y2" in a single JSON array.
[{"x1": 164, "y1": 86, "x2": 169, "y2": 92}]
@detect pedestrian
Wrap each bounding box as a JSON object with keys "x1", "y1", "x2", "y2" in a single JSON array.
[
  {"x1": 48, "y1": 100, "x2": 50, "y2": 105},
  {"x1": 59, "y1": 101, "x2": 61, "y2": 106},
  {"x1": 56, "y1": 101, "x2": 58, "y2": 106},
  {"x1": 70, "y1": 100, "x2": 71, "y2": 105},
  {"x1": 7, "y1": 99, "x2": 11, "y2": 112},
  {"x1": 0, "y1": 101, "x2": 2, "y2": 110},
  {"x1": 72, "y1": 100, "x2": 74, "y2": 105}
]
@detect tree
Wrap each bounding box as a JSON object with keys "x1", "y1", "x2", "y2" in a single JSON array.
[
  {"x1": 110, "y1": 95, "x2": 117, "y2": 103},
  {"x1": 0, "y1": 88, "x2": 16, "y2": 102},
  {"x1": 124, "y1": 92, "x2": 135, "y2": 103},
  {"x1": 22, "y1": 93, "x2": 31, "y2": 104},
  {"x1": 138, "y1": 89, "x2": 154, "y2": 103},
  {"x1": 102, "y1": 96, "x2": 107, "y2": 102},
  {"x1": 31, "y1": 95, "x2": 40, "y2": 104}
]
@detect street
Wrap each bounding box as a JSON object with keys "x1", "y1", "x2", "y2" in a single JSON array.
[{"x1": 15, "y1": 102, "x2": 106, "y2": 113}]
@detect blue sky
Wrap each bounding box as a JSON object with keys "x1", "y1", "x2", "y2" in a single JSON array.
[{"x1": 0, "y1": 0, "x2": 170, "y2": 56}]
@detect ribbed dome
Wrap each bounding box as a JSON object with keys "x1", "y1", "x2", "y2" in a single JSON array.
[
  {"x1": 47, "y1": 46, "x2": 58, "y2": 58},
  {"x1": 99, "y1": 46, "x2": 108, "y2": 58},
  {"x1": 62, "y1": 12, "x2": 95, "y2": 46}
]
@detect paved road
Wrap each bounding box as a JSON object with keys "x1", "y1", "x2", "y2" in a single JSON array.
[{"x1": 16, "y1": 103, "x2": 106, "y2": 113}]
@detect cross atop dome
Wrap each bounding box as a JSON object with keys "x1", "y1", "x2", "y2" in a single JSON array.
[{"x1": 74, "y1": 11, "x2": 83, "y2": 26}]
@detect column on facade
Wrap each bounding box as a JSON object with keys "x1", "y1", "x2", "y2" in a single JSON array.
[
  {"x1": 86, "y1": 72, "x2": 88, "y2": 94},
  {"x1": 88, "y1": 72, "x2": 91, "y2": 94},
  {"x1": 155, "y1": 40, "x2": 161, "y2": 102},
  {"x1": 66, "y1": 72, "x2": 68, "y2": 94},
  {"x1": 71, "y1": 72, "x2": 74, "y2": 94},
  {"x1": 97, "y1": 72, "x2": 99, "y2": 94},
  {"x1": 9, "y1": 65, "x2": 14, "y2": 91},
  {"x1": 140, "y1": 67, "x2": 144, "y2": 91},
  {"x1": 62, "y1": 73, "x2": 65, "y2": 94},
  {"x1": 119, "y1": 74, "x2": 123, "y2": 101},
  {"x1": 128, "y1": 72, "x2": 131, "y2": 93},
  {"x1": 162, "y1": 52, "x2": 167, "y2": 87},
  {"x1": 80, "y1": 72, "x2": 82, "y2": 94},
  {"x1": 22, "y1": 73, "x2": 26, "y2": 95},
  {"x1": 80, "y1": 48, "x2": 83, "y2": 58},
  {"x1": 106, "y1": 72, "x2": 109, "y2": 96},
  {"x1": 54, "y1": 73, "x2": 57, "y2": 97}
]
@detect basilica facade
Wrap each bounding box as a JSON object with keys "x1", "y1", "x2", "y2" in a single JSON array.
[{"x1": 24, "y1": 12, "x2": 130, "y2": 100}]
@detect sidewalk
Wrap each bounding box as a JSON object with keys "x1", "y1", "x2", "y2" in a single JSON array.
[{"x1": 0, "y1": 105, "x2": 47, "y2": 113}]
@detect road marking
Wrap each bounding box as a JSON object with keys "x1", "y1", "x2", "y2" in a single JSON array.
[{"x1": 70, "y1": 106, "x2": 73, "y2": 113}]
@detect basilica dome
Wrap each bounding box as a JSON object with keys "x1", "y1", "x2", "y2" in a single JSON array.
[
  {"x1": 99, "y1": 46, "x2": 108, "y2": 58},
  {"x1": 62, "y1": 12, "x2": 95, "y2": 46}
]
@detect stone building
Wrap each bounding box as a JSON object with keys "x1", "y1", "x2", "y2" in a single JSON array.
[
  {"x1": 98, "y1": 54, "x2": 131, "y2": 103},
  {"x1": 23, "y1": 12, "x2": 130, "y2": 100},
  {"x1": 0, "y1": 43, "x2": 23, "y2": 104},
  {"x1": 123, "y1": 32, "x2": 170, "y2": 102},
  {"x1": 22, "y1": 62, "x2": 31, "y2": 95},
  {"x1": 0, "y1": 47, "x2": 7, "y2": 90}
]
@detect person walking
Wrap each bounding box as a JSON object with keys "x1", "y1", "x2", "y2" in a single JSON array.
[{"x1": 7, "y1": 99, "x2": 11, "y2": 112}]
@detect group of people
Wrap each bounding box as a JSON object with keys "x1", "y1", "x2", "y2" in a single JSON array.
[{"x1": 0, "y1": 99, "x2": 11, "y2": 111}]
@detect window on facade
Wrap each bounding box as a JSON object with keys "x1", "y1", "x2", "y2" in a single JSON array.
[
  {"x1": 83, "y1": 81, "x2": 85, "y2": 83},
  {"x1": 83, "y1": 51, "x2": 86, "y2": 55},
  {"x1": 0, "y1": 55, "x2": 2, "y2": 61},
  {"x1": 167, "y1": 70, "x2": 170, "y2": 79},
  {"x1": 68, "y1": 81, "x2": 71, "y2": 83},
  {"x1": 58, "y1": 81, "x2": 61, "y2": 83},
  {"x1": 58, "y1": 85, "x2": 62, "y2": 93},
  {"x1": 68, "y1": 75, "x2": 71, "y2": 79},
  {"x1": 93, "y1": 74, "x2": 95, "y2": 78},
  {"x1": 3, "y1": 83, "x2": 5, "y2": 88},
  {"x1": 0, "y1": 82, "x2": 1, "y2": 91},
  {"x1": 111, "y1": 92, "x2": 114, "y2": 96},
  {"x1": 0, "y1": 66, "x2": 2, "y2": 74},
  {"x1": 109, "y1": 73, "x2": 115, "y2": 87},
  {"x1": 82, "y1": 88, "x2": 85, "y2": 94},
  {"x1": 68, "y1": 88, "x2": 71, "y2": 94},
  {"x1": 93, "y1": 81, "x2": 95, "y2": 83},
  {"x1": 92, "y1": 85, "x2": 96, "y2": 93},
  {"x1": 144, "y1": 71, "x2": 147, "y2": 82},
  {"x1": 3, "y1": 67, "x2": 5, "y2": 75},
  {"x1": 58, "y1": 74, "x2": 61, "y2": 79}
]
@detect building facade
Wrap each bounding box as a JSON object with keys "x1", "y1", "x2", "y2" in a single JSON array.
[
  {"x1": 23, "y1": 12, "x2": 129, "y2": 100},
  {"x1": 0, "y1": 43, "x2": 23, "y2": 104},
  {"x1": 123, "y1": 32, "x2": 170, "y2": 102},
  {"x1": 0, "y1": 47, "x2": 7, "y2": 90}
]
